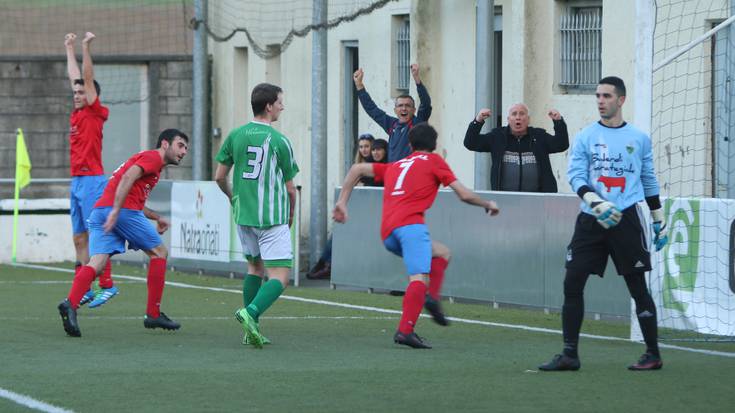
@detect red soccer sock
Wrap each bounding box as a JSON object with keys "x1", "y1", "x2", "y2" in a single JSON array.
[
  {"x1": 98, "y1": 260, "x2": 113, "y2": 289},
  {"x1": 428, "y1": 257, "x2": 449, "y2": 300},
  {"x1": 398, "y1": 280, "x2": 428, "y2": 334},
  {"x1": 68, "y1": 266, "x2": 97, "y2": 309},
  {"x1": 146, "y1": 258, "x2": 167, "y2": 318}
]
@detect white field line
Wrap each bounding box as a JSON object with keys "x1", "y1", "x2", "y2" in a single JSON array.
[
  {"x1": 0, "y1": 388, "x2": 73, "y2": 413},
  {"x1": 0, "y1": 280, "x2": 139, "y2": 284},
  {"x1": 0, "y1": 315, "x2": 398, "y2": 321},
  {"x1": 11, "y1": 262, "x2": 735, "y2": 359}
]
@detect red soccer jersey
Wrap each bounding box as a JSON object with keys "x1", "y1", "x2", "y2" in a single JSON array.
[
  {"x1": 372, "y1": 152, "x2": 457, "y2": 240},
  {"x1": 95, "y1": 150, "x2": 163, "y2": 210},
  {"x1": 69, "y1": 97, "x2": 109, "y2": 176}
]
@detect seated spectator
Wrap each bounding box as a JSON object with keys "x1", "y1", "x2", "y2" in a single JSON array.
[
  {"x1": 354, "y1": 133, "x2": 375, "y2": 164},
  {"x1": 371, "y1": 138, "x2": 388, "y2": 164},
  {"x1": 308, "y1": 133, "x2": 379, "y2": 280}
]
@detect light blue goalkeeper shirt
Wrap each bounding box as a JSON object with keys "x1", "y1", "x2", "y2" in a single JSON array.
[{"x1": 568, "y1": 121, "x2": 660, "y2": 215}]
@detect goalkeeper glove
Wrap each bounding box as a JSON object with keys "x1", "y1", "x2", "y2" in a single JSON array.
[
  {"x1": 650, "y1": 208, "x2": 669, "y2": 251},
  {"x1": 583, "y1": 192, "x2": 622, "y2": 229}
]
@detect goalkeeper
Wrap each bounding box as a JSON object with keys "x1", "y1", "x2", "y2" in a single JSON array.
[{"x1": 539, "y1": 76, "x2": 668, "y2": 372}]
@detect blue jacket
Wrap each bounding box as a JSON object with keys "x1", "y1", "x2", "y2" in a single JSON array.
[{"x1": 356, "y1": 83, "x2": 432, "y2": 162}]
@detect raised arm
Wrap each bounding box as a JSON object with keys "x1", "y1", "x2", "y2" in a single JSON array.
[
  {"x1": 412, "y1": 64, "x2": 432, "y2": 121},
  {"x1": 64, "y1": 33, "x2": 79, "y2": 89},
  {"x1": 353, "y1": 68, "x2": 395, "y2": 132},
  {"x1": 464, "y1": 109, "x2": 500, "y2": 152},
  {"x1": 103, "y1": 165, "x2": 144, "y2": 232},
  {"x1": 81, "y1": 32, "x2": 98, "y2": 105},
  {"x1": 447, "y1": 180, "x2": 500, "y2": 215},
  {"x1": 332, "y1": 163, "x2": 375, "y2": 223},
  {"x1": 546, "y1": 109, "x2": 570, "y2": 153}
]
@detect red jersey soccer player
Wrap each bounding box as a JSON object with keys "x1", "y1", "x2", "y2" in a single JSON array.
[
  {"x1": 333, "y1": 123, "x2": 500, "y2": 348},
  {"x1": 64, "y1": 32, "x2": 117, "y2": 308},
  {"x1": 58, "y1": 129, "x2": 189, "y2": 338}
]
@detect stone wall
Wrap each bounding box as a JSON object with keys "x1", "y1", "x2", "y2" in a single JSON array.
[{"x1": 0, "y1": 58, "x2": 194, "y2": 199}]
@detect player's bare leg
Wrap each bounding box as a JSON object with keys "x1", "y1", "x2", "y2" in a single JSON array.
[{"x1": 73, "y1": 232, "x2": 90, "y2": 266}]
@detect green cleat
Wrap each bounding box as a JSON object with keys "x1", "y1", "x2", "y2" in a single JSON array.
[
  {"x1": 242, "y1": 334, "x2": 271, "y2": 346},
  {"x1": 234, "y1": 308, "x2": 264, "y2": 349}
]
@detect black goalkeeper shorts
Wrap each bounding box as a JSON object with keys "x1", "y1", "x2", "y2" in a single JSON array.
[{"x1": 565, "y1": 204, "x2": 651, "y2": 276}]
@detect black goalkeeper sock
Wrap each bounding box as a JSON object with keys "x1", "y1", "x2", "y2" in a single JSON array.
[
  {"x1": 624, "y1": 272, "x2": 660, "y2": 357},
  {"x1": 561, "y1": 269, "x2": 590, "y2": 359}
]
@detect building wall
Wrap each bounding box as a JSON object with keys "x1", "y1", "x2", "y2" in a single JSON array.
[{"x1": 208, "y1": 0, "x2": 730, "y2": 240}]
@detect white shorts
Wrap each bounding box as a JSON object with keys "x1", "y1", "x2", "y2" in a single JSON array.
[{"x1": 237, "y1": 224, "x2": 293, "y2": 267}]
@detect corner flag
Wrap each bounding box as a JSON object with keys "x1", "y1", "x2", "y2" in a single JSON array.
[
  {"x1": 16, "y1": 128, "x2": 31, "y2": 189},
  {"x1": 12, "y1": 128, "x2": 31, "y2": 263}
]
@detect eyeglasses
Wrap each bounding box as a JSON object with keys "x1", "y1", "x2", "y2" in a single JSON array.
[{"x1": 358, "y1": 134, "x2": 374, "y2": 140}]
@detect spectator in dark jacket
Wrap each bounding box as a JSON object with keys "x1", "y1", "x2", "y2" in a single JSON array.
[
  {"x1": 464, "y1": 104, "x2": 569, "y2": 192},
  {"x1": 353, "y1": 64, "x2": 432, "y2": 162}
]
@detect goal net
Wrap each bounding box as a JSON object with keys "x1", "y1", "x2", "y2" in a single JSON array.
[{"x1": 636, "y1": 0, "x2": 735, "y2": 341}]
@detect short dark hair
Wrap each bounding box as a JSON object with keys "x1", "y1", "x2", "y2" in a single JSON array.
[
  {"x1": 371, "y1": 138, "x2": 388, "y2": 151},
  {"x1": 251, "y1": 83, "x2": 283, "y2": 116},
  {"x1": 395, "y1": 95, "x2": 415, "y2": 107},
  {"x1": 156, "y1": 128, "x2": 189, "y2": 148},
  {"x1": 598, "y1": 76, "x2": 626, "y2": 96},
  {"x1": 73, "y1": 79, "x2": 101, "y2": 96},
  {"x1": 408, "y1": 122, "x2": 437, "y2": 152}
]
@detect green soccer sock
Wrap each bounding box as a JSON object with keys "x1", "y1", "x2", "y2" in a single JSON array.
[
  {"x1": 243, "y1": 274, "x2": 263, "y2": 307},
  {"x1": 246, "y1": 279, "x2": 284, "y2": 322}
]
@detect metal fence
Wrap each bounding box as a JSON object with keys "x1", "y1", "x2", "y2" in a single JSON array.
[
  {"x1": 396, "y1": 17, "x2": 410, "y2": 92},
  {"x1": 560, "y1": 6, "x2": 602, "y2": 88}
]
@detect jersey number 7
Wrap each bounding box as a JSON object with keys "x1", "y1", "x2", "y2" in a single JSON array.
[{"x1": 393, "y1": 160, "x2": 414, "y2": 192}]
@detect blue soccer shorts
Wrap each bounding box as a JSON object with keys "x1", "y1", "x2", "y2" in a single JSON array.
[
  {"x1": 70, "y1": 175, "x2": 108, "y2": 235},
  {"x1": 383, "y1": 223, "x2": 432, "y2": 276},
  {"x1": 88, "y1": 207, "x2": 162, "y2": 256}
]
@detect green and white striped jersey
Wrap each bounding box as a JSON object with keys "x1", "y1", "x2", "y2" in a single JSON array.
[{"x1": 216, "y1": 121, "x2": 299, "y2": 228}]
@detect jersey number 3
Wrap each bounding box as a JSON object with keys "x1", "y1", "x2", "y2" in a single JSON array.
[{"x1": 242, "y1": 146, "x2": 264, "y2": 179}]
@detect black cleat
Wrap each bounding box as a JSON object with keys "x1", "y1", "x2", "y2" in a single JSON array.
[
  {"x1": 394, "y1": 331, "x2": 432, "y2": 349},
  {"x1": 144, "y1": 312, "x2": 181, "y2": 331},
  {"x1": 538, "y1": 353, "x2": 581, "y2": 371},
  {"x1": 58, "y1": 299, "x2": 81, "y2": 337},
  {"x1": 628, "y1": 352, "x2": 663, "y2": 371},
  {"x1": 424, "y1": 296, "x2": 449, "y2": 326}
]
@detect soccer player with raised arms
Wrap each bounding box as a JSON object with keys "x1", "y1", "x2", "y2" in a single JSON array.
[
  {"x1": 57, "y1": 129, "x2": 189, "y2": 337},
  {"x1": 214, "y1": 83, "x2": 299, "y2": 348},
  {"x1": 64, "y1": 32, "x2": 117, "y2": 308},
  {"x1": 333, "y1": 123, "x2": 500, "y2": 348},
  {"x1": 539, "y1": 76, "x2": 669, "y2": 371}
]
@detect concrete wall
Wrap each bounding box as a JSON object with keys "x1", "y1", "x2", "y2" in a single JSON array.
[{"x1": 331, "y1": 187, "x2": 633, "y2": 317}]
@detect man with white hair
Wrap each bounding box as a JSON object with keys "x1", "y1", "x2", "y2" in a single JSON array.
[{"x1": 464, "y1": 103, "x2": 569, "y2": 192}]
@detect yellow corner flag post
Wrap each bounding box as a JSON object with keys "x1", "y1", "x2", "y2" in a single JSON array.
[{"x1": 12, "y1": 128, "x2": 32, "y2": 263}]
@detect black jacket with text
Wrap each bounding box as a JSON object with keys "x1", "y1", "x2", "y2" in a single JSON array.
[{"x1": 463, "y1": 119, "x2": 569, "y2": 193}]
